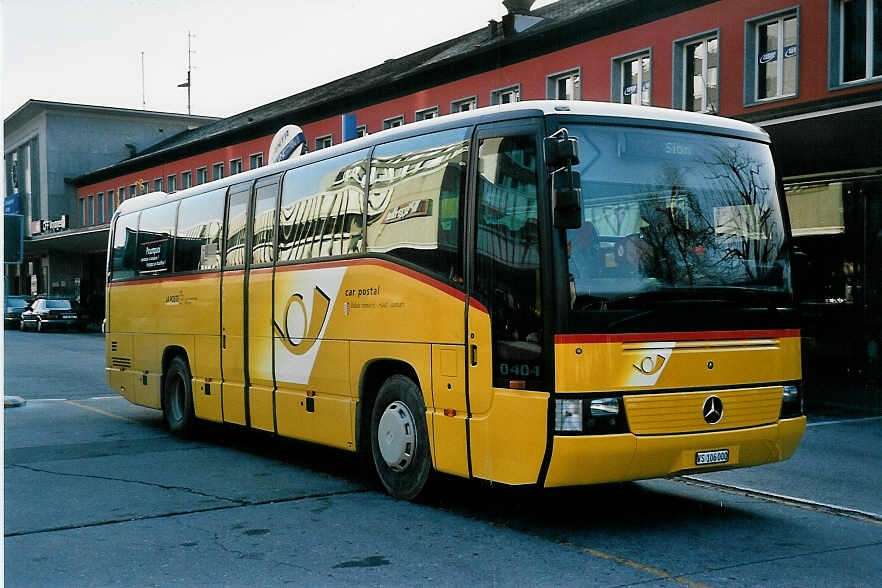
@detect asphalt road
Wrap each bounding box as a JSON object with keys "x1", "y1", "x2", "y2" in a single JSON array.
[{"x1": 4, "y1": 329, "x2": 881, "y2": 586}]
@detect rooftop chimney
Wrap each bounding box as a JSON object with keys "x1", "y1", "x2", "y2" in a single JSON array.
[
  {"x1": 503, "y1": 0, "x2": 535, "y2": 14},
  {"x1": 501, "y1": 0, "x2": 543, "y2": 36}
]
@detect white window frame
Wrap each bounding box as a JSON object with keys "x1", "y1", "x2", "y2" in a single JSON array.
[
  {"x1": 196, "y1": 166, "x2": 208, "y2": 185},
  {"x1": 87, "y1": 195, "x2": 94, "y2": 225},
  {"x1": 383, "y1": 115, "x2": 405, "y2": 130},
  {"x1": 229, "y1": 158, "x2": 243, "y2": 175},
  {"x1": 167, "y1": 175, "x2": 177, "y2": 193},
  {"x1": 546, "y1": 68, "x2": 581, "y2": 100},
  {"x1": 212, "y1": 162, "x2": 224, "y2": 181},
  {"x1": 181, "y1": 171, "x2": 192, "y2": 190},
  {"x1": 415, "y1": 106, "x2": 439, "y2": 121},
  {"x1": 118, "y1": 186, "x2": 126, "y2": 203},
  {"x1": 249, "y1": 152, "x2": 264, "y2": 170},
  {"x1": 491, "y1": 84, "x2": 521, "y2": 105},
  {"x1": 129, "y1": 184, "x2": 138, "y2": 199},
  {"x1": 744, "y1": 8, "x2": 799, "y2": 105},
  {"x1": 81, "y1": 197, "x2": 88, "y2": 226},
  {"x1": 830, "y1": 0, "x2": 882, "y2": 88},
  {"x1": 107, "y1": 189, "x2": 115, "y2": 215},
  {"x1": 673, "y1": 30, "x2": 720, "y2": 113},
  {"x1": 315, "y1": 134, "x2": 333, "y2": 150},
  {"x1": 356, "y1": 125, "x2": 368, "y2": 138},
  {"x1": 97, "y1": 192, "x2": 104, "y2": 223},
  {"x1": 611, "y1": 49, "x2": 652, "y2": 105},
  {"x1": 153, "y1": 178, "x2": 163, "y2": 193},
  {"x1": 451, "y1": 96, "x2": 478, "y2": 112}
]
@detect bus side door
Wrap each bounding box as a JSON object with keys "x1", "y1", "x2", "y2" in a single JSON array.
[
  {"x1": 220, "y1": 182, "x2": 251, "y2": 426},
  {"x1": 247, "y1": 174, "x2": 281, "y2": 432}
]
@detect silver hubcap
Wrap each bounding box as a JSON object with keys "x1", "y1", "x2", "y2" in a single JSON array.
[{"x1": 377, "y1": 401, "x2": 416, "y2": 472}]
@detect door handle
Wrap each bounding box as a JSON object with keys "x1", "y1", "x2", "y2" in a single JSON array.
[
  {"x1": 222, "y1": 333, "x2": 227, "y2": 349},
  {"x1": 470, "y1": 344, "x2": 478, "y2": 366}
]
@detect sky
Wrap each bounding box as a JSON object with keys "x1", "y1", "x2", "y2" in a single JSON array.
[{"x1": 2, "y1": 0, "x2": 556, "y2": 120}]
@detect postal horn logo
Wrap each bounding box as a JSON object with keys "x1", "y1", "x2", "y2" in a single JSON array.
[
  {"x1": 274, "y1": 286, "x2": 331, "y2": 356},
  {"x1": 633, "y1": 354, "x2": 666, "y2": 376}
]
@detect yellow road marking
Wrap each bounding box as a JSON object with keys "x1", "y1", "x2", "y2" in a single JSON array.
[
  {"x1": 64, "y1": 399, "x2": 137, "y2": 423},
  {"x1": 563, "y1": 542, "x2": 713, "y2": 588}
]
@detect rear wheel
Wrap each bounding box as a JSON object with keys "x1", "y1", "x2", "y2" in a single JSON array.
[
  {"x1": 162, "y1": 356, "x2": 196, "y2": 436},
  {"x1": 368, "y1": 375, "x2": 432, "y2": 500}
]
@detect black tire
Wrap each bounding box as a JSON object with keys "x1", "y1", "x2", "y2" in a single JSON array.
[
  {"x1": 162, "y1": 356, "x2": 197, "y2": 436},
  {"x1": 368, "y1": 374, "x2": 432, "y2": 500}
]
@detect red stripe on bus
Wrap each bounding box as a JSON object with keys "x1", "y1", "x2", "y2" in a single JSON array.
[
  {"x1": 554, "y1": 329, "x2": 800, "y2": 344},
  {"x1": 108, "y1": 272, "x2": 221, "y2": 287},
  {"x1": 107, "y1": 258, "x2": 490, "y2": 314}
]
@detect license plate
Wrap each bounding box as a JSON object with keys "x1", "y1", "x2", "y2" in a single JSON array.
[
  {"x1": 695, "y1": 449, "x2": 729, "y2": 466},
  {"x1": 63, "y1": 314, "x2": 76, "y2": 319}
]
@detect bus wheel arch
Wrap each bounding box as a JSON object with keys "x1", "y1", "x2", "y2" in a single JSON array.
[
  {"x1": 161, "y1": 347, "x2": 197, "y2": 437},
  {"x1": 357, "y1": 360, "x2": 432, "y2": 500}
]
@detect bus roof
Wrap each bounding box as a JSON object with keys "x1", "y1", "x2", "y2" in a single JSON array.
[{"x1": 114, "y1": 100, "x2": 769, "y2": 217}]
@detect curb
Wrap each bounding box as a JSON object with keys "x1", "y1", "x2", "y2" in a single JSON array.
[{"x1": 4, "y1": 396, "x2": 26, "y2": 408}]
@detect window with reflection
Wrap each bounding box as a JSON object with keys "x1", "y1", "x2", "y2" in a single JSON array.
[
  {"x1": 175, "y1": 188, "x2": 225, "y2": 272},
  {"x1": 278, "y1": 149, "x2": 368, "y2": 262},
  {"x1": 224, "y1": 184, "x2": 250, "y2": 268},
  {"x1": 137, "y1": 202, "x2": 178, "y2": 274},
  {"x1": 252, "y1": 176, "x2": 280, "y2": 265},
  {"x1": 111, "y1": 212, "x2": 139, "y2": 280},
  {"x1": 562, "y1": 125, "x2": 789, "y2": 315},
  {"x1": 474, "y1": 134, "x2": 543, "y2": 389},
  {"x1": 365, "y1": 129, "x2": 469, "y2": 282}
]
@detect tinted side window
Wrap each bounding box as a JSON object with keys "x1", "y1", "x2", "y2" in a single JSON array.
[
  {"x1": 366, "y1": 128, "x2": 469, "y2": 282},
  {"x1": 176, "y1": 188, "x2": 225, "y2": 272},
  {"x1": 278, "y1": 149, "x2": 368, "y2": 262},
  {"x1": 474, "y1": 135, "x2": 543, "y2": 389},
  {"x1": 252, "y1": 175, "x2": 281, "y2": 265},
  {"x1": 137, "y1": 202, "x2": 178, "y2": 274},
  {"x1": 224, "y1": 183, "x2": 251, "y2": 268},
  {"x1": 111, "y1": 212, "x2": 139, "y2": 280}
]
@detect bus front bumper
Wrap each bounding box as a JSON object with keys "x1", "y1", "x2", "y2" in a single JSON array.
[{"x1": 543, "y1": 416, "x2": 806, "y2": 487}]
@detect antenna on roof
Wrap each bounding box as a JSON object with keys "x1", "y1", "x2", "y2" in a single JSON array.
[{"x1": 177, "y1": 31, "x2": 195, "y2": 115}]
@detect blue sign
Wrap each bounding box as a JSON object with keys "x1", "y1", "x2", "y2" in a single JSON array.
[
  {"x1": 784, "y1": 44, "x2": 798, "y2": 58},
  {"x1": 341, "y1": 114, "x2": 358, "y2": 142},
  {"x1": 5, "y1": 193, "x2": 22, "y2": 215},
  {"x1": 623, "y1": 84, "x2": 637, "y2": 96},
  {"x1": 759, "y1": 50, "x2": 777, "y2": 64}
]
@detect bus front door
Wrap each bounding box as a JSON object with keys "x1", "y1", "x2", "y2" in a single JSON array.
[{"x1": 467, "y1": 124, "x2": 550, "y2": 485}]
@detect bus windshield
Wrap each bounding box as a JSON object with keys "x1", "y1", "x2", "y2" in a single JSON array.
[{"x1": 564, "y1": 124, "x2": 790, "y2": 314}]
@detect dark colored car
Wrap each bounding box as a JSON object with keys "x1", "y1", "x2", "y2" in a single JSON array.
[
  {"x1": 4, "y1": 295, "x2": 31, "y2": 329},
  {"x1": 20, "y1": 298, "x2": 88, "y2": 332}
]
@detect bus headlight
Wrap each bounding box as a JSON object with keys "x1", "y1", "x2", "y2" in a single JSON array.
[
  {"x1": 590, "y1": 397, "x2": 620, "y2": 417},
  {"x1": 555, "y1": 396, "x2": 627, "y2": 434},
  {"x1": 555, "y1": 399, "x2": 582, "y2": 432},
  {"x1": 780, "y1": 385, "x2": 803, "y2": 418}
]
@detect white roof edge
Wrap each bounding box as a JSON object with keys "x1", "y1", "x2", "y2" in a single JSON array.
[{"x1": 113, "y1": 100, "x2": 767, "y2": 218}]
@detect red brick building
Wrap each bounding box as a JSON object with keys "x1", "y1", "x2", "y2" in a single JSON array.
[{"x1": 64, "y1": 0, "x2": 882, "y2": 409}]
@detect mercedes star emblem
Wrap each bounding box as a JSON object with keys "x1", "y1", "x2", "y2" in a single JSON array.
[{"x1": 702, "y1": 395, "x2": 724, "y2": 424}]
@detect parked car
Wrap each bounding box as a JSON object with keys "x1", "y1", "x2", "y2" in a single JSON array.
[
  {"x1": 20, "y1": 298, "x2": 88, "y2": 332},
  {"x1": 4, "y1": 295, "x2": 31, "y2": 329}
]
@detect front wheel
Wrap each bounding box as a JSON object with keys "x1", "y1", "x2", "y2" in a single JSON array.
[
  {"x1": 369, "y1": 375, "x2": 432, "y2": 500},
  {"x1": 162, "y1": 356, "x2": 197, "y2": 436}
]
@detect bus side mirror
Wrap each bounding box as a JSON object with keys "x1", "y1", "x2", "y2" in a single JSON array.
[
  {"x1": 545, "y1": 131, "x2": 580, "y2": 168},
  {"x1": 552, "y1": 169, "x2": 582, "y2": 229}
]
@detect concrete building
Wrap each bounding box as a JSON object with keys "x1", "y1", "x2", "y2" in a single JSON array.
[{"x1": 3, "y1": 100, "x2": 217, "y2": 300}]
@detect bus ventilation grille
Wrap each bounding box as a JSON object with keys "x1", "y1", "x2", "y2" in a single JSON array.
[
  {"x1": 111, "y1": 357, "x2": 132, "y2": 369},
  {"x1": 111, "y1": 341, "x2": 118, "y2": 352}
]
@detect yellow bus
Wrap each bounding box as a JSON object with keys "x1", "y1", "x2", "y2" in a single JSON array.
[{"x1": 105, "y1": 101, "x2": 805, "y2": 499}]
